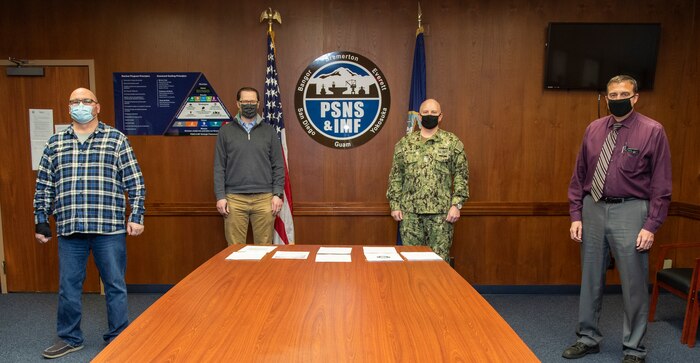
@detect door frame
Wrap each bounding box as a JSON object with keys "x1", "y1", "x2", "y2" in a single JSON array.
[{"x1": 0, "y1": 59, "x2": 95, "y2": 294}]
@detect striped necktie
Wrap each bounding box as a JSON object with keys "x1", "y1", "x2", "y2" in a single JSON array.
[{"x1": 590, "y1": 123, "x2": 623, "y2": 202}]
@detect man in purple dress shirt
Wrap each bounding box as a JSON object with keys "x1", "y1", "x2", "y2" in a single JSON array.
[{"x1": 563, "y1": 75, "x2": 672, "y2": 363}]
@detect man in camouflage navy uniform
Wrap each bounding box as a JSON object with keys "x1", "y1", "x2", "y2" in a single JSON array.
[{"x1": 387, "y1": 98, "x2": 469, "y2": 261}]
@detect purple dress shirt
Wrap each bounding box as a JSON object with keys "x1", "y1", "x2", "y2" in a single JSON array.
[{"x1": 568, "y1": 111, "x2": 672, "y2": 233}]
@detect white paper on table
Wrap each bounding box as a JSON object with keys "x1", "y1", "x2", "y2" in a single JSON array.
[
  {"x1": 239, "y1": 245, "x2": 277, "y2": 254},
  {"x1": 364, "y1": 253, "x2": 403, "y2": 262},
  {"x1": 29, "y1": 109, "x2": 54, "y2": 170},
  {"x1": 363, "y1": 246, "x2": 397, "y2": 254},
  {"x1": 315, "y1": 253, "x2": 352, "y2": 262},
  {"x1": 272, "y1": 251, "x2": 310, "y2": 260},
  {"x1": 317, "y1": 247, "x2": 352, "y2": 254},
  {"x1": 225, "y1": 250, "x2": 268, "y2": 261},
  {"x1": 400, "y1": 251, "x2": 443, "y2": 261}
]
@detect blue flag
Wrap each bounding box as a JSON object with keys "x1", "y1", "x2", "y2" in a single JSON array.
[
  {"x1": 398, "y1": 28, "x2": 427, "y2": 245},
  {"x1": 406, "y1": 30, "x2": 426, "y2": 133}
]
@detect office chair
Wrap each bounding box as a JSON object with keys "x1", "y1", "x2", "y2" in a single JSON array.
[{"x1": 648, "y1": 242, "x2": 700, "y2": 347}]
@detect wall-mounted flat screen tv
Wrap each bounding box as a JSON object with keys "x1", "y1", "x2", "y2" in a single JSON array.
[{"x1": 544, "y1": 23, "x2": 661, "y2": 91}]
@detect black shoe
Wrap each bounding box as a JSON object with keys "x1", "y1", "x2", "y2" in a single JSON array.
[
  {"x1": 42, "y1": 340, "x2": 84, "y2": 359},
  {"x1": 562, "y1": 342, "x2": 600, "y2": 359},
  {"x1": 622, "y1": 354, "x2": 645, "y2": 363}
]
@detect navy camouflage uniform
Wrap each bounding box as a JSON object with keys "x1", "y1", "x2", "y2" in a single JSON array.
[{"x1": 387, "y1": 129, "x2": 469, "y2": 261}]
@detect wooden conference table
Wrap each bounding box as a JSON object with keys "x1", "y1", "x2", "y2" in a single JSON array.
[{"x1": 93, "y1": 245, "x2": 538, "y2": 362}]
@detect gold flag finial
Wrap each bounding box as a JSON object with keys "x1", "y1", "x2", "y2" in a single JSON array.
[
  {"x1": 417, "y1": 2, "x2": 424, "y2": 35},
  {"x1": 260, "y1": 7, "x2": 282, "y2": 33}
]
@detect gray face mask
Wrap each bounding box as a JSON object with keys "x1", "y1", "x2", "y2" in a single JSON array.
[{"x1": 240, "y1": 104, "x2": 257, "y2": 119}]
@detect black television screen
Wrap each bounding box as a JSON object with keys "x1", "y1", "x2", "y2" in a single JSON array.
[{"x1": 544, "y1": 23, "x2": 661, "y2": 91}]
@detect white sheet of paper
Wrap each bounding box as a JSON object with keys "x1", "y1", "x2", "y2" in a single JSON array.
[
  {"x1": 400, "y1": 252, "x2": 443, "y2": 261},
  {"x1": 364, "y1": 253, "x2": 403, "y2": 262},
  {"x1": 272, "y1": 251, "x2": 310, "y2": 260},
  {"x1": 239, "y1": 245, "x2": 277, "y2": 254},
  {"x1": 29, "y1": 109, "x2": 54, "y2": 170},
  {"x1": 225, "y1": 251, "x2": 268, "y2": 261},
  {"x1": 317, "y1": 247, "x2": 352, "y2": 254},
  {"x1": 363, "y1": 246, "x2": 397, "y2": 254},
  {"x1": 315, "y1": 253, "x2": 352, "y2": 262}
]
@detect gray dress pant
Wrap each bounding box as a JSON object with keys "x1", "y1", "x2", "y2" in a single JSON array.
[{"x1": 577, "y1": 195, "x2": 649, "y2": 358}]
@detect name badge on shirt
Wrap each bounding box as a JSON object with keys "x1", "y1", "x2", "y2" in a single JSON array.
[{"x1": 623, "y1": 145, "x2": 640, "y2": 155}]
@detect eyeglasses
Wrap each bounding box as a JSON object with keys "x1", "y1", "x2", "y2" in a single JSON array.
[
  {"x1": 238, "y1": 100, "x2": 258, "y2": 105},
  {"x1": 69, "y1": 98, "x2": 97, "y2": 106},
  {"x1": 606, "y1": 92, "x2": 636, "y2": 100}
]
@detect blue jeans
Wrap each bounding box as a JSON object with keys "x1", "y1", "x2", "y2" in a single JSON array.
[{"x1": 57, "y1": 233, "x2": 128, "y2": 345}]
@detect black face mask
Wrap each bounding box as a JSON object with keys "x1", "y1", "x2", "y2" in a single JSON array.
[
  {"x1": 421, "y1": 114, "x2": 439, "y2": 129},
  {"x1": 240, "y1": 104, "x2": 258, "y2": 119},
  {"x1": 607, "y1": 97, "x2": 634, "y2": 117}
]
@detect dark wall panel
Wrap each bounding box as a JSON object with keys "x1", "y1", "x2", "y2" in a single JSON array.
[{"x1": 1, "y1": 0, "x2": 698, "y2": 287}]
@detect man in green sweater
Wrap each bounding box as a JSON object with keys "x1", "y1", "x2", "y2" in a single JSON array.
[{"x1": 214, "y1": 87, "x2": 285, "y2": 245}]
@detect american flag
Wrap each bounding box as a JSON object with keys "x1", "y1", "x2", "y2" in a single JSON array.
[{"x1": 263, "y1": 30, "x2": 295, "y2": 245}]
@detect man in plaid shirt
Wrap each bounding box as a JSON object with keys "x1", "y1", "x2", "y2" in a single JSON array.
[{"x1": 33, "y1": 88, "x2": 146, "y2": 359}]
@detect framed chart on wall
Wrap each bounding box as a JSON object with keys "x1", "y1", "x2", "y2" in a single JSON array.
[{"x1": 114, "y1": 72, "x2": 232, "y2": 136}]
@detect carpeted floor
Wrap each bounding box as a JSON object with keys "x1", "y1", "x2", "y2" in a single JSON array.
[
  {"x1": 483, "y1": 293, "x2": 700, "y2": 362},
  {"x1": 0, "y1": 292, "x2": 698, "y2": 362},
  {"x1": 0, "y1": 293, "x2": 160, "y2": 363}
]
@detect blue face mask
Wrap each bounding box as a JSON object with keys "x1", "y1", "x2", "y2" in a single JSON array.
[{"x1": 70, "y1": 104, "x2": 95, "y2": 124}]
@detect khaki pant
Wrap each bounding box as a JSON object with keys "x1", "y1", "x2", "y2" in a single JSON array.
[{"x1": 224, "y1": 193, "x2": 275, "y2": 245}]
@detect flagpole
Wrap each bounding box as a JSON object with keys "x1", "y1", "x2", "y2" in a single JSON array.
[
  {"x1": 260, "y1": 8, "x2": 295, "y2": 245},
  {"x1": 398, "y1": 2, "x2": 428, "y2": 245},
  {"x1": 417, "y1": 1, "x2": 424, "y2": 36}
]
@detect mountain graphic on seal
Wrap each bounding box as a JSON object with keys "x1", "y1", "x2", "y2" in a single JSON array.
[
  {"x1": 317, "y1": 67, "x2": 359, "y2": 79},
  {"x1": 307, "y1": 67, "x2": 379, "y2": 99}
]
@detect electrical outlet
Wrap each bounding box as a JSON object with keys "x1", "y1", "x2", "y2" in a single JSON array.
[{"x1": 663, "y1": 259, "x2": 672, "y2": 269}]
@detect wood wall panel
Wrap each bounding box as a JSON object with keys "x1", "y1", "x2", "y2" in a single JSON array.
[
  {"x1": 134, "y1": 201, "x2": 694, "y2": 285},
  {"x1": 129, "y1": 137, "x2": 217, "y2": 203},
  {"x1": 665, "y1": 218, "x2": 700, "y2": 268},
  {"x1": 125, "y1": 216, "x2": 227, "y2": 284},
  {"x1": 1, "y1": 0, "x2": 699, "y2": 288},
  {"x1": 678, "y1": 1, "x2": 700, "y2": 204}
]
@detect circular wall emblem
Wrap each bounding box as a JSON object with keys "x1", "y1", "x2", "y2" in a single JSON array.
[{"x1": 294, "y1": 51, "x2": 390, "y2": 148}]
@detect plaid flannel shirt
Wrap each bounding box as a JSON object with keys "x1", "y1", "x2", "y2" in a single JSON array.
[{"x1": 33, "y1": 122, "x2": 146, "y2": 236}]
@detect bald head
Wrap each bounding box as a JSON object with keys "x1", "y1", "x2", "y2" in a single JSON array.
[
  {"x1": 419, "y1": 99, "x2": 441, "y2": 115},
  {"x1": 69, "y1": 88, "x2": 98, "y2": 103}
]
